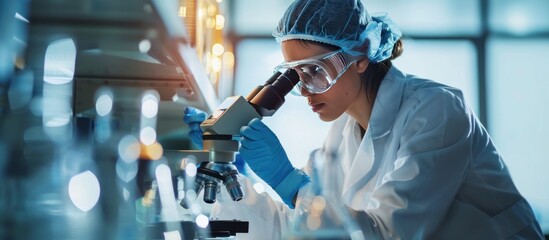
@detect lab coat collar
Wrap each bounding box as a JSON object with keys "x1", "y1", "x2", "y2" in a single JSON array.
[
  {"x1": 369, "y1": 66, "x2": 407, "y2": 139},
  {"x1": 340, "y1": 66, "x2": 407, "y2": 207}
]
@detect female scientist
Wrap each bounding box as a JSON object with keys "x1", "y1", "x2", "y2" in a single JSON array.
[{"x1": 184, "y1": 0, "x2": 544, "y2": 239}]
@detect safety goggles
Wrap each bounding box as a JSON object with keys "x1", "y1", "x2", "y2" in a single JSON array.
[{"x1": 274, "y1": 50, "x2": 363, "y2": 95}]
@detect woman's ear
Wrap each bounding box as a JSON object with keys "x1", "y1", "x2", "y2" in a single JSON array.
[{"x1": 356, "y1": 58, "x2": 369, "y2": 74}]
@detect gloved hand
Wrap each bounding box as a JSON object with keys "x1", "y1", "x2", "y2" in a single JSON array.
[
  {"x1": 239, "y1": 118, "x2": 309, "y2": 207},
  {"x1": 183, "y1": 107, "x2": 207, "y2": 149}
]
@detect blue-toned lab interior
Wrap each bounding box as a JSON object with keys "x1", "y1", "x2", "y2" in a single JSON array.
[{"x1": 1, "y1": 0, "x2": 548, "y2": 239}]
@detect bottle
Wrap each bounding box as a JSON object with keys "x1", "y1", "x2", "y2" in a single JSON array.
[{"x1": 286, "y1": 148, "x2": 365, "y2": 240}]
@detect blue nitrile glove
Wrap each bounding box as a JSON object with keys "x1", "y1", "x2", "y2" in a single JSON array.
[
  {"x1": 183, "y1": 107, "x2": 207, "y2": 149},
  {"x1": 234, "y1": 153, "x2": 248, "y2": 175},
  {"x1": 239, "y1": 118, "x2": 310, "y2": 207}
]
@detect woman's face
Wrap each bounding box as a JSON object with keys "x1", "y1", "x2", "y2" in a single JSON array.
[{"x1": 281, "y1": 40, "x2": 368, "y2": 122}]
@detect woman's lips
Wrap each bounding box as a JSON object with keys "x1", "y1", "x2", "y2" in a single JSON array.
[{"x1": 310, "y1": 103, "x2": 325, "y2": 112}]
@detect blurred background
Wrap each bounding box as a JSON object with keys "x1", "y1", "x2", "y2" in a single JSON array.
[{"x1": 1, "y1": 0, "x2": 548, "y2": 238}]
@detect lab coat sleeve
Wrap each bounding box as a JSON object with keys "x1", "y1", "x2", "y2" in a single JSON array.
[
  {"x1": 210, "y1": 175, "x2": 294, "y2": 240},
  {"x1": 367, "y1": 89, "x2": 473, "y2": 239}
]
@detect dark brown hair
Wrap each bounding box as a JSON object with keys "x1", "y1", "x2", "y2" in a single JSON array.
[{"x1": 362, "y1": 39, "x2": 403, "y2": 103}]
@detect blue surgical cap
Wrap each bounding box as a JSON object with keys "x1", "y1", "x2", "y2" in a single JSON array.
[{"x1": 273, "y1": 0, "x2": 402, "y2": 63}]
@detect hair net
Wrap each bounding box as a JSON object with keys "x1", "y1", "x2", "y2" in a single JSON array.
[{"x1": 273, "y1": 0, "x2": 402, "y2": 63}]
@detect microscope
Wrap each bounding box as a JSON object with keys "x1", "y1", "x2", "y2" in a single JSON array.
[{"x1": 178, "y1": 69, "x2": 300, "y2": 206}]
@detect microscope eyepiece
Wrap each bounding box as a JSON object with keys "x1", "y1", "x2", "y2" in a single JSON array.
[
  {"x1": 248, "y1": 69, "x2": 300, "y2": 116},
  {"x1": 270, "y1": 69, "x2": 300, "y2": 97}
]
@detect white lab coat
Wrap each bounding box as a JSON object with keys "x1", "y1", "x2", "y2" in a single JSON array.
[{"x1": 210, "y1": 66, "x2": 544, "y2": 239}]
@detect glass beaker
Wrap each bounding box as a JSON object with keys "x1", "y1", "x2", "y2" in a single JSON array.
[{"x1": 286, "y1": 148, "x2": 364, "y2": 240}]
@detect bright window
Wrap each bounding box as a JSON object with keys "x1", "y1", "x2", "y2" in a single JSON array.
[
  {"x1": 489, "y1": 0, "x2": 549, "y2": 35},
  {"x1": 487, "y1": 39, "x2": 549, "y2": 232},
  {"x1": 232, "y1": 0, "x2": 294, "y2": 35},
  {"x1": 363, "y1": 0, "x2": 481, "y2": 36}
]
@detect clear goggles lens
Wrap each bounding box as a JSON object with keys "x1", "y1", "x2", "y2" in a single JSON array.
[{"x1": 274, "y1": 50, "x2": 361, "y2": 95}]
